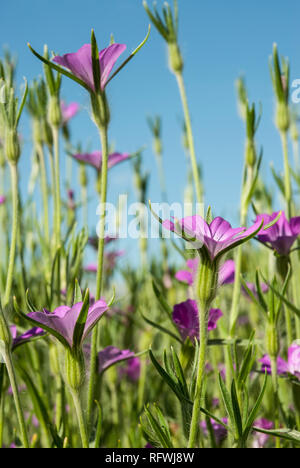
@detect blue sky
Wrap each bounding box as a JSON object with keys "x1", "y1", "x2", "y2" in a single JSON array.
[{"x1": 1, "y1": 0, "x2": 300, "y2": 263}]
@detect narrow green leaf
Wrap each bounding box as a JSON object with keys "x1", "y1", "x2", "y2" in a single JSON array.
[
  {"x1": 243, "y1": 371, "x2": 268, "y2": 442},
  {"x1": 218, "y1": 374, "x2": 235, "y2": 423},
  {"x1": 231, "y1": 380, "x2": 243, "y2": 438},
  {"x1": 28, "y1": 43, "x2": 91, "y2": 92},
  {"x1": 91, "y1": 29, "x2": 100, "y2": 94},
  {"x1": 105, "y1": 25, "x2": 151, "y2": 87},
  {"x1": 141, "y1": 312, "x2": 182, "y2": 343}
]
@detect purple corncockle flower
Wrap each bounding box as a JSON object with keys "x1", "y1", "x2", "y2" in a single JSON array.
[
  {"x1": 288, "y1": 343, "x2": 300, "y2": 379},
  {"x1": 119, "y1": 357, "x2": 141, "y2": 382},
  {"x1": 53, "y1": 43, "x2": 126, "y2": 92},
  {"x1": 67, "y1": 189, "x2": 76, "y2": 211},
  {"x1": 85, "y1": 251, "x2": 124, "y2": 274},
  {"x1": 27, "y1": 300, "x2": 108, "y2": 349},
  {"x1": 88, "y1": 235, "x2": 117, "y2": 250},
  {"x1": 259, "y1": 354, "x2": 289, "y2": 375},
  {"x1": 10, "y1": 325, "x2": 45, "y2": 350},
  {"x1": 259, "y1": 344, "x2": 300, "y2": 380},
  {"x1": 71, "y1": 151, "x2": 130, "y2": 171},
  {"x1": 255, "y1": 211, "x2": 300, "y2": 256},
  {"x1": 162, "y1": 215, "x2": 264, "y2": 261},
  {"x1": 173, "y1": 299, "x2": 223, "y2": 342},
  {"x1": 60, "y1": 101, "x2": 79, "y2": 124},
  {"x1": 200, "y1": 418, "x2": 228, "y2": 444},
  {"x1": 0, "y1": 195, "x2": 6, "y2": 205},
  {"x1": 252, "y1": 418, "x2": 274, "y2": 448},
  {"x1": 98, "y1": 346, "x2": 135, "y2": 373},
  {"x1": 175, "y1": 258, "x2": 235, "y2": 286},
  {"x1": 242, "y1": 282, "x2": 269, "y2": 301}
]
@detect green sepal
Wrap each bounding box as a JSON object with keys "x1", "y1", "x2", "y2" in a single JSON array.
[{"x1": 72, "y1": 288, "x2": 90, "y2": 350}]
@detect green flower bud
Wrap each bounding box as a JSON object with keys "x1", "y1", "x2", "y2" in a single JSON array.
[
  {"x1": 33, "y1": 119, "x2": 43, "y2": 145},
  {"x1": 4, "y1": 128, "x2": 20, "y2": 164},
  {"x1": 64, "y1": 348, "x2": 86, "y2": 391},
  {"x1": 42, "y1": 120, "x2": 53, "y2": 147},
  {"x1": 245, "y1": 138, "x2": 257, "y2": 167},
  {"x1": 62, "y1": 123, "x2": 70, "y2": 141},
  {"x1": 266, "y1": 323, "x2": 279, "y2": 358},
  {"x1": 290, "y1": 120, "x2": 299, "y2": 142},
  {"x1": 276, "y1": 102, "x2": 290, "y2": 132},
  {"x1": 79, "y1": 165, "x2": 87, "y2": 187},
  {"x1": 48, "y1": 96, "x2": 62, "y2": 128},
  {"x1": 153, "y1": 137, "x2": 162, "y2": 156},
  {"x1": 168, "y1": 42, "x2": 184, "y2": 74},
  {"x1": 0, "y1": 145, "x2": 6, "y2": 168}
]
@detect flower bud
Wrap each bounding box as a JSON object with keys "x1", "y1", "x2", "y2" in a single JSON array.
[
  {"x1": 64, "y1": 348, "x2": 86, "y2": 391},
  {"x1": 4, "y1": 128, "x2": 20, "y2": 164},
  {"x1": 168, "y1": 42, "x2": 184, "y2": 74},
  {"x1": 153, "y1": 137, "x2": 162, "y2": 156},
  {"x1": 48, "y1": 96, "x2": 62, "y2": 128},
  {"x1": 79, "y1": 165, "x2": 87, "y2": 187},
  {"x1": 290, "y1": 119, "x2": 299, "y2": 142},
  {"x1": 33, "y1": 119, "x2": 43, "y2": 146},
  {"x1": 42, "y1": 120, "x2": 53, "y2": 147},
  {"x1": 0, "y1": 145, "x2": 5, "y2": 168},
  {"x1": 266, "y1": 323, "x2": 279, "y2": 358},
  {"x1": 276, "y1": 102, "x2": 290, "y2": 133},
  {"x1": 245, "y1": 138, "x2": 256, "y2": 168}
]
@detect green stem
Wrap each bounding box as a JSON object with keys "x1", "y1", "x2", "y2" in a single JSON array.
[
  {"x1": 36, "y1": 143, "x2": 50, "y2": 245},
  {"x1": 291, "y1": 253, "x2": 300, "y2": 338},
  {"x1": 0, "y1": 365, "x2": 4, "y2": 448},
  {"x1": 71, "y1": 389, "x2": 89, "y2": 448},
  {"x1": 280, "y1": 131, "x2": 292, "y2": 219},
  {"x1": 87, "y1": 124, "x2": 109, "y2": 425},
  {"x1": 188, "y1": 302, "x2": 207, "y2": 448},
  {"x1": 52, "y1": 127, "x2": 61, "y2": 305},
  {"x1": 4, "y1": 163, "x2": 18, "y2": 306},
  {"x1": 3, "y1": 348, "x2": 29, "y2": 448},
  {"x1": 270, "y1": 356, "x2": 281, "y2": 448},
  {"x1": 175, "y1": 72, "x2": 202, "y2": 205},
  {"x1": 0, "y1": 389, "x2": 3, "y2": 447},
  {"x1": 82, "y1": 185, "x2": 88, "y2": 228}
]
